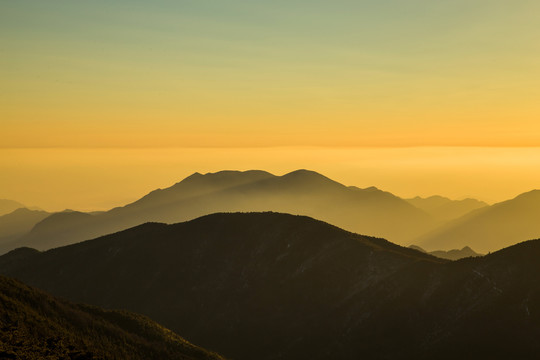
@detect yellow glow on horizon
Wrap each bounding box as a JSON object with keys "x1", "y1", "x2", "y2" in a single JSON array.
[
  {"x1": 1, "y1": 147, "x2": 540, "y2": 212},
  {"x1": 2, "y1": 2, "x2": 540, "y2": 211}
]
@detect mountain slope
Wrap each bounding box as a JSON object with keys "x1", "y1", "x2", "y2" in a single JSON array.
[
  {"x1": 0, "y1": 199, "x2": 25, "y2": 216},
  {"x1": 338, "y1": 239, "x2": 540, "y2": 359},
  {"x1": 0, "y1": 208, "x2": 50, "y2": 250},
  {"x1": 0, "y1": 275, "x2": 224, "y2": 360},
  {"x1": 10, "y1": 170, "x2": 435, "y2": 252},
  {"x1": 406, "y1": 195, "x2": 487, "y2": 223},
  {"x1": 0, "y1": 212, "x2": 441, "y2": 360},
  {"x1": 417, "y1": 189, "x2": 540, "y2": 253},
  {"x1": 4, "y1": 213, "x2": 540, "y2": 359}
]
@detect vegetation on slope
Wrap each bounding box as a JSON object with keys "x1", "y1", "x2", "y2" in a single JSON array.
[{"x1": 0, "y1": 275, "x2": 224, "y2": 360}]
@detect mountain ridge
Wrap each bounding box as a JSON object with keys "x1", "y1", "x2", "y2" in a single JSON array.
[
  {"x1": 2, "y1": 212, "x2": 540, "y2": 359},
  {"x1": 417, "y1": 189, "x2": 540, "y2": 252},
  {"x1": 7, "y1": 170, "x2": 436, "y2": 253}
]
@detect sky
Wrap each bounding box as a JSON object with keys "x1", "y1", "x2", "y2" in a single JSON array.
[{"x1": 1, "y1": 1, "x2": 540, "y2": 210}]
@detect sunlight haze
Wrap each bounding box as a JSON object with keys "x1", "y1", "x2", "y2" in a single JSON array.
[{"x1": 1, "y1": 1, "x2": 539, "y2": 209}]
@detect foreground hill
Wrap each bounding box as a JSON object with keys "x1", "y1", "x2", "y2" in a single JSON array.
[
  {"x1": 2, "y1": 212, "x2": 539, "y2": 359},
  {"x1": 0, "y1": 212, "x2": 441, "y2": 360},
  {"x1": 0, "y1": 275, "x2": 224, "y2": 360},
  {"x1": 10, "y1": 170, "x2": 435, "y2": 252},
  {"x1": 417, "y1": 189, "x2": 540, "y2": 253},
  {"x1": 406, "y1": 195, "x2": 487, "y2": 223}
]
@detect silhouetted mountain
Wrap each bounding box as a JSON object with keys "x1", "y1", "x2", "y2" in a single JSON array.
[
  {"x1": 0, "y1": 199, "x2": 25, "y2": 216},
  {"x1": 406, "y1": 195, "x2": 487, "y2": 223},
  {"x1": 429, "y1": 246, "x2": 482, "y2": 260},
  {"x1": 417, "y1": 189, "x2": 540, "y2": 253},
  {"x1": 2, "y1": 212, "x2": 539, "y2": 359},
  {"x1": 0, "y1": 212, "x2": 441, "y2": 360},
  {"x1": 129, "y1": 170, "x2": 274, "y2": 209},
  {"x1": 0, "y1": 208, "x2": 50, "y2": 253},
  {"x1": 6, "y1": 211, "x2": 97, "y2": 252},
  {"x1": 408, "y1": 245, "x2": 483, "y2": 260},
  {"x1": 10, "y1": 170, "x2": 435, "y2": 252},
  {"x1": 408, "y1": 244, "x2": 427, "y2": 252},
  {"x1": 0, "y1": 275, "x2": 224, "y2": 360}
]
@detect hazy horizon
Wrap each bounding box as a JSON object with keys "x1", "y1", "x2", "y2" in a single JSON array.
[
  {"x1": 3, "y1": 1, "x2": 539, "y2": 213},
  {"x1": 2, "y1": 146, "x2": 540, "y2": 212}
]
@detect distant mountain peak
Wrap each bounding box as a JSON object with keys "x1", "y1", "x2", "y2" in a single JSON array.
[
  {"x1": 177, "y1": 170, "x2": 275, "y2": 184},
  {"x1": 0, "y1": 199, "x2": 26, "y2": 216},
  {"x1": 185, "y1": 171, "x2": 203, "y2": 179},
  {"x1": 283, "y1": 169, "x2": 321, "y2": 176},
  {"x1": 363, "y1": 186, "x2": 381, "y2": 192},
  {"x1": 513, "y1": 189, "x2": 540, "y2": 200},
  {"x1": 281, "y1": 169, "x2": 342, "y2": 186}
]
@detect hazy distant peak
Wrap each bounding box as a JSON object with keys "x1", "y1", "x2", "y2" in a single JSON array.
[
  {"x1": 203, "y1": 169, "x2": 274, "y2": 176},
  {"x1": 8, "y1": 207, "x2": 38, "y2": 215},
  {"x1": 280, "y1": 169, "x2": 343, "y2": 187},
  {"x1": 185, "y1": 171, "x2": 203, "y2": 179},
  {"x1": 177, "y1": 170, "x2": 275, "y2": 184},
  {"x1": 485, "y1": 188, "x2": 540, "y2": 211},
  {"x1": 283, "y1": 169, "x2": 320, "y2": 176},
  {"x1": 409, "y1": 244, "x2": 426, "y2": 253},
  {"x1": 408, "y1": 195, "x2": 486, "y2": 203},
  {"x1": 512, "y1": 189, "x2": 540, "y2": 201},
  {"x1": 30, "y1": 211, "x2": 93, "y2": 234},
  {"x1": 0, "y1": 199, "x2": 26, "y2": 216},
  {"x1": 415, "y1": 195, "x2": 448, "y2": 200},
  {"x1": 421, "y1": 245, "x2": 483, "y2": 260},
  {"x1": 363, "y1": 186, "x2": 381, "y2": 192},
  {"x1": 126, "y1": 170, "x2": 277, "y2": 210},
  {"x1": 0, "y1": 199, "x2": 24, "y2": 207}
]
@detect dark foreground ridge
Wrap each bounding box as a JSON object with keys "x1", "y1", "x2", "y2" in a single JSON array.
[
  {"x1": 0, "y1": 275, "x2": 224, "y2": 360},
  {"x1": 1, "y1": 212, "x2": 540, "y2": 359}
]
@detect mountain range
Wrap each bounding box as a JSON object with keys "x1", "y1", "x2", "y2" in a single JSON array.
[
  {"x1": 2, "y1": 212, "x2": 539, "y2": 359},
  {"x1": 416, "y1": 189, "x2": 540, "y2": 253},
  {"x1": 0, "y1": 208, "x2": 50, "y2": 246},
  {"x1": 1, "y1": 170, "x2": 539, "y2": 255},
  {"x1": 405, "y1": 195, "x2": 487, "y2": 223},
  {"x1": 409, "y1": 244, "x2": 482, "y2": 260},
  {"x1": 2, "y1": 170, "x2": 437, "y2": 252}
]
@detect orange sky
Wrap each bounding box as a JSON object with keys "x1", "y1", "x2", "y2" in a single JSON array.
[
  {"x1": 1, "y1": 1, "x2": 539, "y2": 210},
  {"x1": 2, "y1": 1, "x2": 540, "y2": 149},
  {"x1": 1, "y1": 147, "x2": 540, "y2": 212}
]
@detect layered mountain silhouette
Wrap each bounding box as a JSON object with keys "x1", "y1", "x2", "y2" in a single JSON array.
[
  {"x1": 0, "y1": 274, "x2": 224, "y2": 360},
  {"x1": 0, "y1": 208, "x2": 50, "y2": 253},
  {"x1": 409, "y1": 244, "x2": 482, "y2": 260},
  {"x1": 0, "y1": 199, "x2": 25, "y2": 216},
  {"x1": 2, "y1": 212, "x2": 539, "y2": 359},
  {"x1": 7, "y1": 170, "x2": 436, "y2": 253},
  {"x1": 406, "y1": 195, "x2": 487, "y2": 223},
  {"x1": 417, "y1": 189, "x2": 540, "y2": 253}
]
